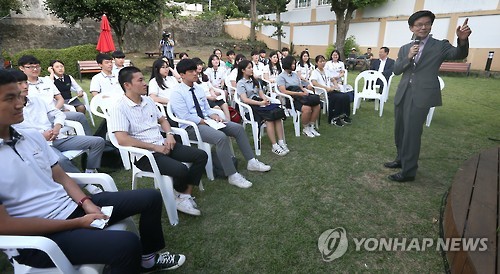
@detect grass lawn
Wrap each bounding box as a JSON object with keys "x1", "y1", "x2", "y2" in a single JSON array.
[{"x1": 2, "y1": 62, "x2": 499, "y2": 273}]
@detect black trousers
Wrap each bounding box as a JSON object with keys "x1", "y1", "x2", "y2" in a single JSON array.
[
  {"x1": 135, "y1": 142, "x2": 208, "y2": 193},
  {"x1": 15, "y1": 189, "x2": 165, "y2": 274},
  {"x1": 328, "y1": 91, "x2": 351, "y2": 122}
]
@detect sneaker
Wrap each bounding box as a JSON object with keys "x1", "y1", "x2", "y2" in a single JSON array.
[
  {"x1": 341, "y1": 115, "x2": 352, "y2": 125},
  {"x1": 228, "y1": 173, "x2": 253, "y2": 188},
  {"x1": 279, "y1": 143, "x2": 290, "y2": 154},
  {"x1": 176, "y1": 195, "x2": 201, "y2": 216},
  {"x1": 272, "y1": 145, "x2": 288, "y2": 156},
  {"x1": 141, "y1": 252, "x2": 186, "y2": 273},
  {"x1": 302, "y1": 126, "x2": 315, "y2": 138},
  {"x1": 189, "y1": 196, "x2": 198, "y2": 209},
  {"x1": 309, "y1": 124, "x2": 321, "y2": 136},
  {"x1": 247, "y1": 158, "x2": 271, "y2": 172},
  {"x1": 330, "y1": 117, "x2": 344, "y2": 127},
  {"x1": 84, "y1": 184, "x2": 103, "y2": 194}
]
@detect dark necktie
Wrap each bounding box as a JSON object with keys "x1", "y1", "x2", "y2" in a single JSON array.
[{"x1": 190, "y1": 87, "x2": 204, "y2": 118}]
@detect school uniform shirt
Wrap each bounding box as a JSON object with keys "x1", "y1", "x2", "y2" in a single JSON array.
[
  {"x1": 27, "y1": 76, "x2": 60, "y2": 107},
  {"x1": 90, "y1": 72, "x2": 123, "y2": 95},
  {"x1": 325, "y1": 60, "x2": 345, "y2": 79},
  {"x1": 0, "y1": 127, "x2": 76, "y2": 220},
  {"x1": 148, "y1": 76, "x2": 179, "y2": 100},
  {"x1": 204, "y1": 66, "x2": 226, "y2": 89}
]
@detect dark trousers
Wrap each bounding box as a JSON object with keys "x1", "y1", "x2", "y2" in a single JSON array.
[
  {"x1": 15, "y1": 189, "x2": 165, "y2": 274},
  {"x1": 135, "y1": 143, "x2": 208, "y2": 193},
  {"x1": 327, "y1": 91, "x2": 351, "y2": 122},
  {"x1": 394, "y1": 88, "x2": 430, "y2": 177}
]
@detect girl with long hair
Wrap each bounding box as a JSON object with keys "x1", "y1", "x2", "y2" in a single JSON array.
[
  {"x1": 236, "y1": 60, "x2": 289, "y2": 156},
  {"x1": 148, "y1": 58, "x2": 181, "y2": 104},
  {"x1": 295, "y1": 50, "x2": 314, "y2": 89}
]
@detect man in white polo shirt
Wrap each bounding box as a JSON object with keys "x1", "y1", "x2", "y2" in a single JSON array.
[
  {"x1": 90, "y1": 53, "x2": 123, "y2": 97},
  {"x1": 108, "y1": 66, "x2": 208, "y2": 216},
  {"x1": 18, "y1": 55, "x2": 92, "y2": 135},
  {"x1": 0, "y1": 69, "x2": 185, "y2": 273}
]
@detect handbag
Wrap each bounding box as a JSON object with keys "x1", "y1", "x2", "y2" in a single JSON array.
[
  {"x1": 256, "y1": 104, "x2": 286, "y2": 121},
  {"x1": 287, "y1": 85, "x2": 320, "y2": 106}
]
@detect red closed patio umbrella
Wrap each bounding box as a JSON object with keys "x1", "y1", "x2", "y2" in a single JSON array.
[{"x1": 96, "y1": 14, "x2": 115, "y2": 53}]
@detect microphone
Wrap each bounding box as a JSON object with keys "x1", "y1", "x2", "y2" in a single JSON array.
[{"x1": 412, "y1": 36, "x2": 422, "y2": 63}]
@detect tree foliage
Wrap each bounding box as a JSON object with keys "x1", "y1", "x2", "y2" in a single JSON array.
[
  {"x1": 44, "y1": 0, "x2": 165, "y2": 50},
  {"x1": 330, "y1": 0, "x2": 387, "y2": 59},
  {"x1": 0, "y1": 0, "x2": 24, "y2": 18},
  {"x1": 260, "y1": 0, "x2": 290, "y2": 49}
]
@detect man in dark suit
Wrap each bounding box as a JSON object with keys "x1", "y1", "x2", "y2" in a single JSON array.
[
  {"x1": 384, "y1": 10, "x2": 472, "y2": 182},
  {"x1": 370, "y1": 47, "x2": 395, "y2": 93}
]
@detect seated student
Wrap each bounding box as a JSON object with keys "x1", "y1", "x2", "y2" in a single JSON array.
[
  {"x1": 277, "y1": 56, "x2": 321, "y2": 138},
  {"x1": 18, "y1": 55, "x2": 92, "y2": 136},
  {"x1": 0, "y1": 69, "x2": 185, "y2": 274},
  {"x1": 48, "y1": 59, "x2": 86, "y2": 114},
  {"x1": 10, "y1": 69, "x2": 105, "y2": 175},
  {"x1": 148, "y1": 58, "x2": 181, "y2": 105},
  {"x1": 225, "y1": 50, "x2": 236, "y2": 71},
  {"x1": 170, "y1": 59, "x2": 271, "y2": 189},
  {"x1": 346, "y1": 48, "x2": 358, "y2": 70},
  {"x1": 295, "y1": 50, "x2": 314, "y2": 90},
  {"x1": 258, "y1": 49, "x2": 269, "y2": 66},
  {"x1": 90, "y1": 53, "x2": 123, "y2": 97},
  {"x1": 227, "y1": 54, "x2": 246, "y2": 89},
  {"x1": 250, "y1": 50, "x2": 266, "y2": 80},
  {"x1": 192, "y1": 57, "x2": 230, "y2": 120},
  {"x1": 204, "y1": 54, "x2": 226, "y2": 90},
  {"x1": 369, "y1": 46, "x2": 395, "y2": 93},
  {"x1": 109, "y1": 67, "x2": 208, "y2": 216},
  {"x1": 263, "y1": 51, "x2": 282, "y2": 84},
  {"x1": 111, "y1": 50, "x2": 126, "y2": 75},
  {"x1": 310, "y1": 55, "x2": 352, "y2": 127},
  {"x1": 236, "y1": 60, "x2": 289, "y2": 156},
  {"x1": 179, "y1": 52, "x2": 189, "y2": 60}
]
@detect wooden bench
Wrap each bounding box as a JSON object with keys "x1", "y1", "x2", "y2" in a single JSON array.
[
  {"x1": 145, "y1": 52, "x2": 161, "y2": 58},
  {"x1": 443, "y1": 146, "x2": 499, "y2": 273},
  {"x1": 439, "y1": 62, "x2": 471, "y2": 76},
  {"x1": 77, "y1": 59, "x2": 134, "y2": 82}
]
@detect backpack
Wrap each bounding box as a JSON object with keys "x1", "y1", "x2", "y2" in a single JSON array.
[
  {"x1": 228, "y1": 106, "x2": 242, "y2": 123},
  {"x1": 212, "y1": 151, "x2": 238, "y2": 178}
]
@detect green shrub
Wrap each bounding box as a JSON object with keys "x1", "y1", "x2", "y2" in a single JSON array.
[
  {"x1": 12, "y1": 44, "x2": 99, "y2": 77},
  {"x1": 325, "y1": 36, "x2": 360, "y2": 60}
]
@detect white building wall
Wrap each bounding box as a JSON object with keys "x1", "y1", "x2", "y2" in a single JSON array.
[
  {"x1": 460, "y1": 15, "x2": 500, "y2": 48},
  {"x1": 316, "y1": 6, "x2": 335, "y2": 22},
  {"x1": 346, "y1": 22, "x2": 380, "y2": 47},
  {"x1": 293, "y1": 25, "x2": 330, "y2": 46},
  {"x1": 280, "y1": 9, "x2": 311, "y2": 23},
  {"x1": 424, "y1": 0, "x2": 499, "y2": 13},
  {"x1": 363, "y1": 0, "x2": 416, "y2": 18},
  {"x1": 384, "y1": 20, "x2": 412, "y2": 48}
]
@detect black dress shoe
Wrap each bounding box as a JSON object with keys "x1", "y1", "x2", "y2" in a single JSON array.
[
  {"x1": 384, "y1": 161, "x2": 402, "y2": 169},
  {"x1": 388, "y1": 173, "x2": 415, "y2": 182}
]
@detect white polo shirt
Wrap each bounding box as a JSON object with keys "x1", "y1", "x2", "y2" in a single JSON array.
[
  {"x1": 13, "y1": 96, "x2": 66, "y2": 133},
  {"x1": 325, "y1": 60, "x2": 345, "y2": 79},
  {"x1": 108, "y1": 95, "x2": 165, "y2": 147},
  {"x1": 28, "y1": 76, "x2": 60, "y2": 107},
  {"x1": 90, "y1": 72, "x2": 123, "y2": 95},
  {"x1": 204, "y1": 66, "x2": 226, "y2": 89},
  {"x1": 148, "y1": 77, "x2": 178, "y2": 100},
  {"x1": 0, "y1": 128, "x2": 76, "y2": 220}
]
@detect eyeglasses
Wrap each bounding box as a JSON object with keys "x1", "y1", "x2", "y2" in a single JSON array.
[
  {"x1": 413, "y1": 22, "x2": 432, "y2": 29},
  {"x1": 23, "y1": 65, "x2": 41, "y2": 70}
]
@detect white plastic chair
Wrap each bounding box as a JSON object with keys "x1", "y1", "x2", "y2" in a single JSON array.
[
  {"x1": 59, "y1": 120, "x2": 88, "y2": 161},
  {"x1": 311, "y1": 85, "x2": 328, "y2": 115},
  {"x1": 233, "y1": 91, "x2": 267, "y2": 156},
  {"x1": 108, "y1": 132, "x2": 181, "y2": 226},
  {"x1": 385, "y1": 73, "x2": 396, "y2": 103},
  {"x1": 89, "y1": 93, "x2": 130, "y2": 170},
  {"x1": 264, "y1": 79, "x2": 303, "y2": 137},
  {"x1": 426, "y1": 76, "x2": 445, "y2": 127},
  {"x1": 0, "y1": 173, "x2": 137, "y2": 274},
  {"x1": 167, "y1": 103, "x2": 216, "y2": 181},
  {"x1": 352, "y1": 70, "x2": 389, "y2": 117},
  {"x1": 63, "y1": 93, "x2": 95, "y2": 127}
]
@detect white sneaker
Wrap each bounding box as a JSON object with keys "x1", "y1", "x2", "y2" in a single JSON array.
[
  {"x1": 302, "y1": 126, "x2": 315, "y2": 138},
  {"x1": 176, "y1": 194, "x2": 201, "y2": 216},
  {"x1": 272, "y1": 145, "x2": 288, "y2": 156},
  {"x1": 84, "y1": 184, "x2": 103, "y2": 194},
  {"x1": 247, "y1": 158, "x2": 271, "y2": 172},
  {"x1": 309, "y1": 124, "x2": 321, "y2": 137},
  {"x1": 228, "y1": 173, "x2": 253, "y2": 188},
  {"x1": 279, "y1": 143, "x2": 290, "y2": 153}
]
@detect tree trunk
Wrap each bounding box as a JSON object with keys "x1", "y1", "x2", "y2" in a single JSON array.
[
  {"x1": 332, "y1": 7, "x2": 354, "y2": 60},
  {"x1": 111, "y1": 22, "x2": 125, "y2": 51},
  {"x1": 249, "y1": 0, "x2": 257, "y2": 41}
]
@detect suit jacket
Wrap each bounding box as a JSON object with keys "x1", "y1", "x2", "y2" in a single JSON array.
[
  {"x1": 370, "y1": 58, "x2": 395, "y2": 81},
  {"x1": 393, "y1": 37, "x2": 469, "y2": 108}
]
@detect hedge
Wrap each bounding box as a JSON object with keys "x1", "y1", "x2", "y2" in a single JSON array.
[{"x1": 12, "y1": 44, "x2": 99, "y2": 78}]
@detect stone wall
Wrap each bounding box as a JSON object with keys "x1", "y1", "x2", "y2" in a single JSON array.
[{"x1": 0, "y1": 16, "x2": 225, "y2": 55}]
